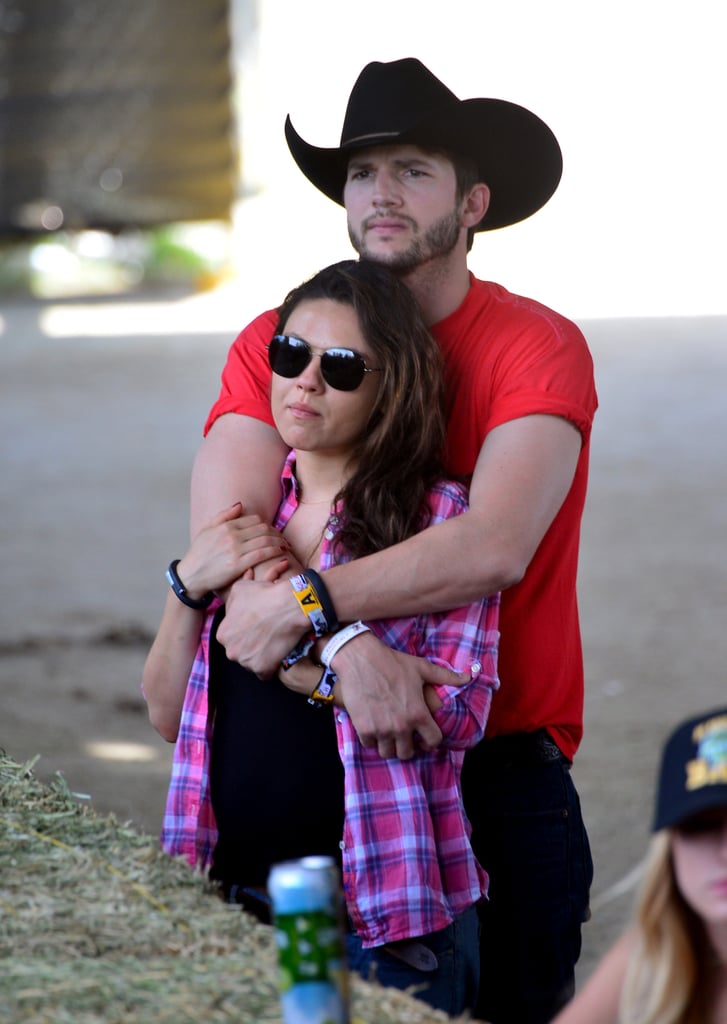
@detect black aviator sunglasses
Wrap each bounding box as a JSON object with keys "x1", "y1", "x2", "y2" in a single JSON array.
[{"x1": 267, "y1": 334, "x2": 382, "y2": 392}]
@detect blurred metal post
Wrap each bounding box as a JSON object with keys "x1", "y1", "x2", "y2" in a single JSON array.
[{"x1": 0, "y1": 0, "x2": 238, "y2": 234}]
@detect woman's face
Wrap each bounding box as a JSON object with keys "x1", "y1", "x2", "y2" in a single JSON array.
[
  {"x1": 270, "y1": 298, "x2": 382, "y2": 457},
  {"x1": 671, "y1": 808, "x2": 727, "y2": 927}
]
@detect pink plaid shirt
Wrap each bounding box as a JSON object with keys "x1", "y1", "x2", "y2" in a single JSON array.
[{"x1": 159, "y1": 455, "x2": 500, "y2": 946}]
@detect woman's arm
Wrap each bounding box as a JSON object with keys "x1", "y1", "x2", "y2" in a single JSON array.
[
  {"x1": 143, "y1": 595, "x2": 210, "y2": 742},
  {"x1": 278, "y1": 643, "x2": 485, "y2": 756},
  {"x1": 423, "y1": 596, "x2": 500, "y2": 750},
  {"x1": 143, "y1": 502, "x2": 289, "y2": 740},
  {"x1": 219, "y1": 415, "x2": 581, "y2": 667},
  {"x1": 279, "y1": 650, "x2": 463, "y2": 713}
]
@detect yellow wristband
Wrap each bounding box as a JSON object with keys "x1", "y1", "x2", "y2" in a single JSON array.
[
  {"x1": 290, "y1": 573, "x2": 329, "y2": 637},
  {"x1": 308, "y1": 666, "x2": 338, "y2": 708}
]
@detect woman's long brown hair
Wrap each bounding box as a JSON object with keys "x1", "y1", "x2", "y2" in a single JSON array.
[{"x1": 274, "y1": 260, "x2": 448, "y2": 559}]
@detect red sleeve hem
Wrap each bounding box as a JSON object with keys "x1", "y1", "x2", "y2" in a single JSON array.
[
  {"x1": 203, "y1": 396, "x2": 276, "y2": 436},
  {"x1": 487, "y1": 389, "x2": 595, "y2": 446},
  {"x1": 202, "y1": 308, "x2": 278, "y2": 436}
]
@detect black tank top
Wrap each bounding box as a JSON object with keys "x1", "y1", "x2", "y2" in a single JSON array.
[{"x1": 208, "y1": 610, "x2": 345, "y2": 888}]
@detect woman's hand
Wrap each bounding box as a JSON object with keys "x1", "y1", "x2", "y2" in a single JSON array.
[
  {"x1": 177, "y1": 502, "x2": 289, "y2": 599},
  {"x1": 278, "y1": 658, "x2": 321, "y2": 698}
]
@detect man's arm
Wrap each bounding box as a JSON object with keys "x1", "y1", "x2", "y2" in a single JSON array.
[
  {"x1": 190, "y1": 413, "x2": 288, "y2": 539},
  {"x1": 218, "y1": 414, "x2": 582, "y2": 757},
  {"x1": 326, "y1": 414, "x2": 582, "y2": 618},
  {"x1": 220, "y1": 414, "x2": 581, "y2": 654}
]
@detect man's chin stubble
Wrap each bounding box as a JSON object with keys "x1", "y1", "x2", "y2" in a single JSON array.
[
  {"x1": 348, "y1": 211, "x2": 461, "y2": 275},
  {"x1": 348, "y1": 231, "x2": 428, "y2": 276}
]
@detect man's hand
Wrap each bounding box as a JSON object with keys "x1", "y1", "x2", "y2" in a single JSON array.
[
  {"x1": 332, "y1": 631, "x2": 466, "y2": 760},
  {"x1": 217, "y1": 578, "x2": 309, "y2": 675}
]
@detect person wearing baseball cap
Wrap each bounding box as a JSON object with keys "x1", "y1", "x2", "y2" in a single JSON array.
[{"x1": 554, "y1": 707, "x2": 727, "y2": 1024}]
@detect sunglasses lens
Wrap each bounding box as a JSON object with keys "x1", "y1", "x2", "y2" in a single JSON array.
[
  {"x1": 268, "y1": 335, "x2": 311, "y2": 378},
  {"x1": 320, "y1": 349, "x2": 366, "y2": 391},
  {"x1": 268, "y1": 336, "x2": 371, "y2": 390}
]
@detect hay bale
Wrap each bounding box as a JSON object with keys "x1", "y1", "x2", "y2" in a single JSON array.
[{"x1": 0, "y1": 755, "x2": 475, "y2": 1023}]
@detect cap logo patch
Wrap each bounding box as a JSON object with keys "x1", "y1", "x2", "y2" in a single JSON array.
[{"x1": 686, "y1": 715, "x2": 727, "y2": 790}]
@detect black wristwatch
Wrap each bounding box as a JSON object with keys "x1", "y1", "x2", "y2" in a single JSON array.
[{"x1": 165, "y1": 560, "x2": 215, "y2": 610}]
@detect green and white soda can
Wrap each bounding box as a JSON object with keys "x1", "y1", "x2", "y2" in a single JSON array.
[{"x1": 268, "y1": 855, "x2": 350, "y2": 1024}]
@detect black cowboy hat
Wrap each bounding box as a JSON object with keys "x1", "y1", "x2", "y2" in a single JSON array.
[{"x1": 284, "y1": 58, "x2": 563, "y2": 232}]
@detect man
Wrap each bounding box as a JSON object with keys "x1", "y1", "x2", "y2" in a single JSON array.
[{"x1": 187, "y1": 59, "x2": 597, "y2": 1023}]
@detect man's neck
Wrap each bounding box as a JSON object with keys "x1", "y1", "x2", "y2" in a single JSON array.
[{"x1": 401, "y1": 259, "x2": 472, "y2": 326}]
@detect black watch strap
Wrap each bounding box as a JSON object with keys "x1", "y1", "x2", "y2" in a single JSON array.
[{"x1": 165, "y1": 560, "x2": 214, "y2": 610}]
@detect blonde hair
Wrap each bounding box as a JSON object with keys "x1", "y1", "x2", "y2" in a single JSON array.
[{"x1": 619, "y1": 831, "x2": 711, "y2": 1024}]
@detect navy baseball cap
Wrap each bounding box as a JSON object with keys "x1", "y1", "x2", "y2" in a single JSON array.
[{"x1": 653, "y1": 707, "x2": 727, "y2": 831}]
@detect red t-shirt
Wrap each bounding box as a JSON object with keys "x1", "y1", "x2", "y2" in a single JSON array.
[{"x1": 203, "y1": 276, "x2": 598, "y2": 760}]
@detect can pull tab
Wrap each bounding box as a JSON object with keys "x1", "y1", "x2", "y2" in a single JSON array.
[{"x1": 382, "y1": 940, "x2": 439, "y2": 972}]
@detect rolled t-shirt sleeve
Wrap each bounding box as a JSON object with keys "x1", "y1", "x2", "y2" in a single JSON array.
[
  {"x1": 483, "y1": 312, "x2": 597, "y2": 446},
  {"x1": 203, "y1": 308, "x2": 278, "y2": 435}
]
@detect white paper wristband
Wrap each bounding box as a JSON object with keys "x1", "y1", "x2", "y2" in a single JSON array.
[{"x1": 320, "y1": 620, "x2": 371, "y2": 668}]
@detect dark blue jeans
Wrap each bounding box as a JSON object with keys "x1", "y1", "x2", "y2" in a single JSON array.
[
  {"x1": 345, "y1": 904, "x2": 480, "y2": 1016},
  {"x1": 461, "y1": 739, "x2": 593, "y2": 1024}
]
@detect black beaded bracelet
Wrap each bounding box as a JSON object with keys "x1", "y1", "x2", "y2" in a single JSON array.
[{"x1": 165, "y1": 560, "x2": 215, "y2": 610}]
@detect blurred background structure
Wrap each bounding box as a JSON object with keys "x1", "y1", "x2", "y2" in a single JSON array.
[
  {"x1": 0, "y1": 0, "x2": 242, "y2": 294},
  {"x1": 0, "y1": 0, "x2": 237, "y2": 233}
]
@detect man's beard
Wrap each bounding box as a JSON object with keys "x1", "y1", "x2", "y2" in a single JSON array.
[{"x1": 348, "y1": 207, "x2": 461, "y2": 274}]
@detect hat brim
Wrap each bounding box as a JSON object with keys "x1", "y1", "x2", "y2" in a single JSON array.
[
  {"x1": 653, "y1": 783, "x2": 727, "y2": 831},
  {"x1": 285, "y1": 98, "x2": 563, "y2": 232}
]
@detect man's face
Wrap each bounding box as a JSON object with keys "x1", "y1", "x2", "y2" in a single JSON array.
[{"x1": 343, "y1": 145, "x2": 464, "y2": 274}]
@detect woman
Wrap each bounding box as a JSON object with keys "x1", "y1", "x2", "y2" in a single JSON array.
[
  {"x1": 554, "y1": 706, "x2": 727, "y2": 1024},
  {"x1": 143, "y1": 259, "x2": 500, "y2": 1016}
]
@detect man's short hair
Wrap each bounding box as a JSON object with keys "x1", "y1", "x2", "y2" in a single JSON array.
[{"x1": 429, "y1": 147, "x2": 484, "y2": 252}]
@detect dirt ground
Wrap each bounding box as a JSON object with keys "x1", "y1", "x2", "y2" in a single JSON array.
[{"x1": 2, "y1": 289, "x2": 726, "y2": 989}]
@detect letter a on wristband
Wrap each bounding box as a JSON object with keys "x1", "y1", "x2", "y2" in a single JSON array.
[{"x1": 289, "y1": 573, "x2": 329, "y2": 637}]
